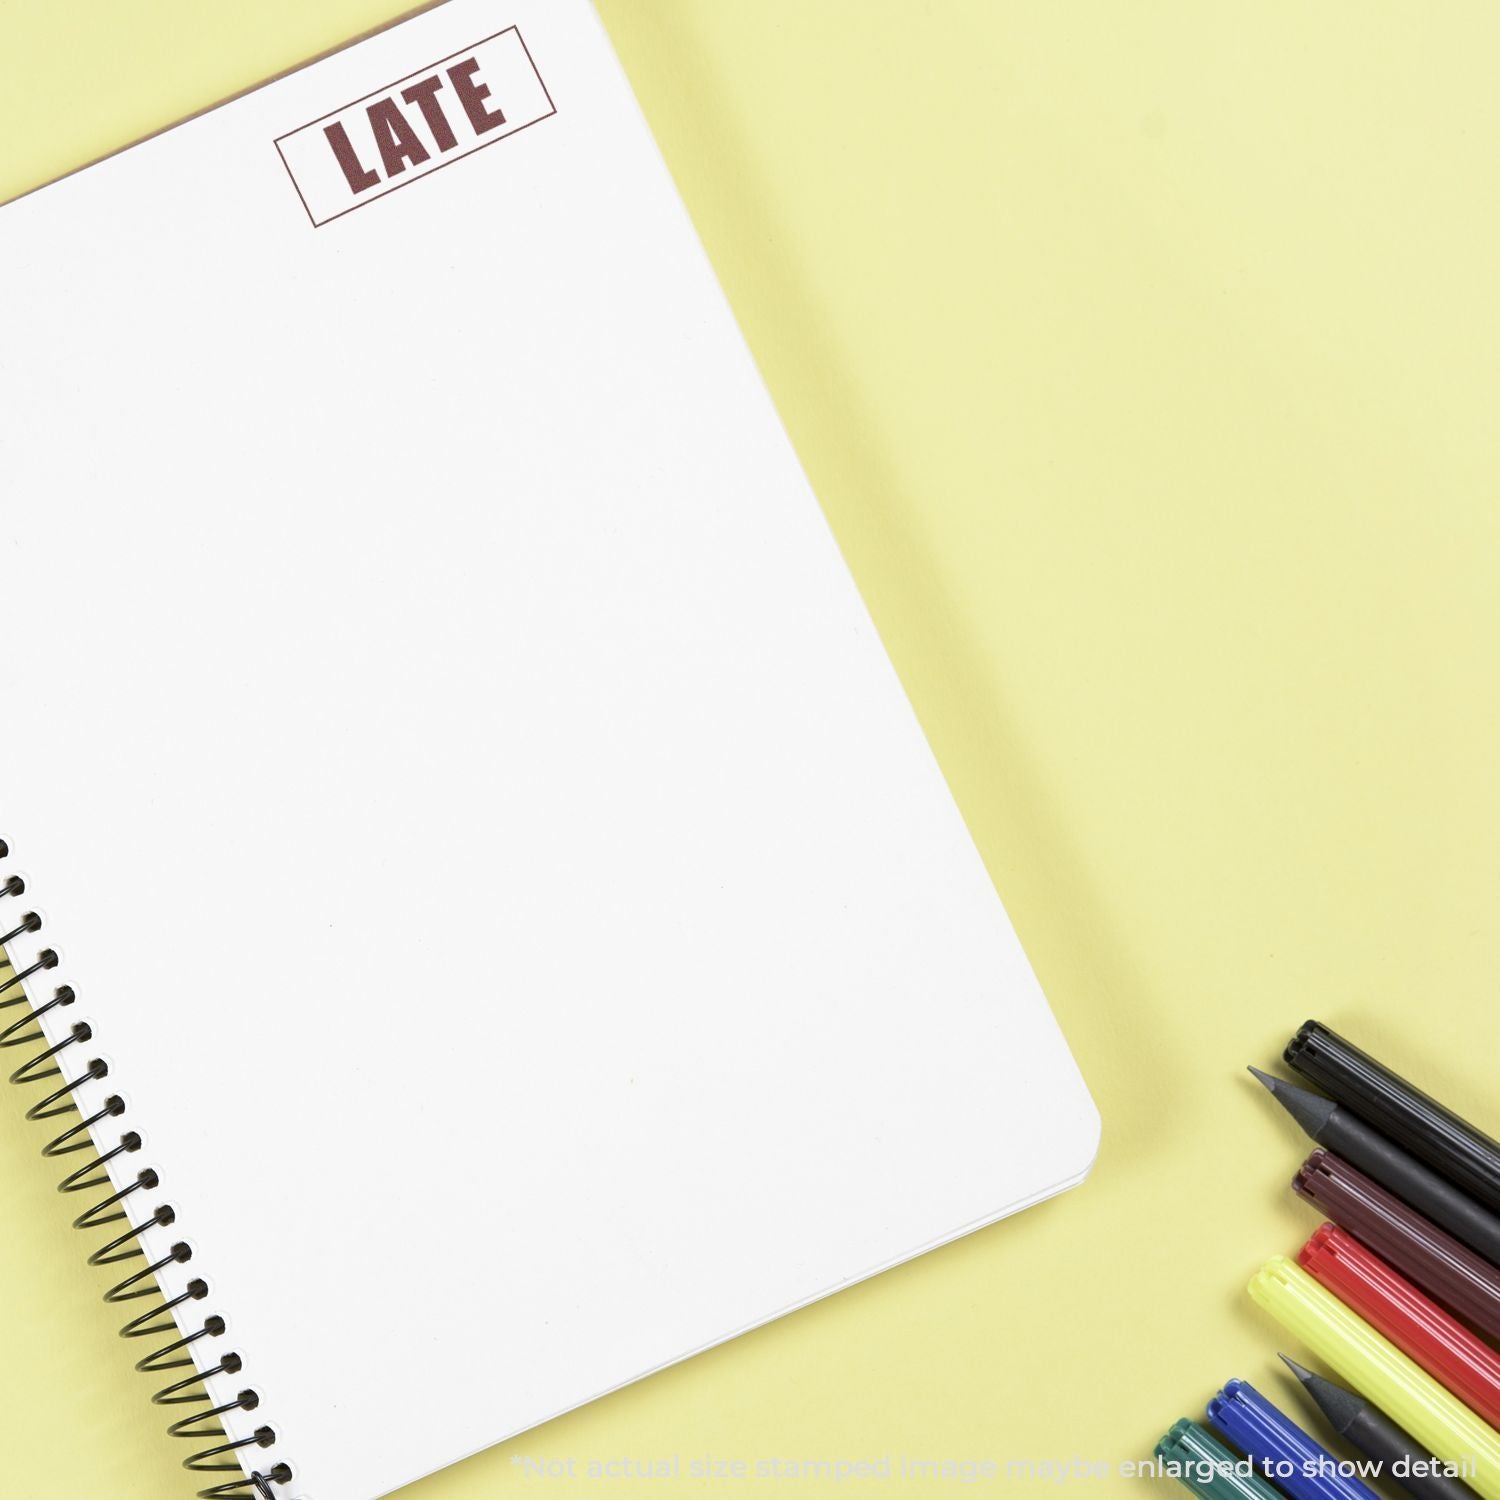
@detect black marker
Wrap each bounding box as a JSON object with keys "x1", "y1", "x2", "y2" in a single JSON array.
[
  {"x1": 1250, "y1": 1068, "x2": 1500, "y2": 1267},
  {"x1": 1285, "y1": 1022, "x2": 1500, "y2": 1215},
  {"x1": 1281, "y1": 1356, "x2": 1478, "y2": 1500}
]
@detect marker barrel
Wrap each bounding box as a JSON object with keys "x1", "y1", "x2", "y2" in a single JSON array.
[
  {"x1": 1248, "y1": 1257, "x2": 1500, "y2": 1500},
  {"x1": 1156, "y1": 1419, "x2": 1287, "y2": 1500},
  {"x1": 1209, "y1": 1376, "x2": 1381, "y2": 1500},
  {"x1": 1286, "y1": 1023, "x2": 1500, "y2": 1215},
  {"x1": 1302, "y1": 1225, "x2": 1500, "y2": 1429},
  {"x1": 1295, "y1": 1151, "x2": 1500, "y2": 1343}
]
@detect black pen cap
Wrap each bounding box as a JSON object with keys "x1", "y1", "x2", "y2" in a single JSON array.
[{"x1": 1286, "y1": 1021, "x2": 1500, "y2": 1215}]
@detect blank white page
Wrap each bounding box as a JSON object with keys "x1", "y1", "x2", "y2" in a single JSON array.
[{"x1": 0, "y1": 3, "x2": 1097, "y2": 1498}]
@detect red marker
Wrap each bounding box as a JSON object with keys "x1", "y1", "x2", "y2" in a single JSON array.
[{"x1": 1300, "y1": 1222, "x2": 1500, "y2": 1429}]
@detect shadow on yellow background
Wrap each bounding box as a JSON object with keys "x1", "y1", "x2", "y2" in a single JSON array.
[{"x1": 2, "y1": 2, "x2": 1497, "y2": 1497}]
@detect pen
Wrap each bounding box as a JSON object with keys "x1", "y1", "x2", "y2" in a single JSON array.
[
  {"x1": 1294, "y1": 1151, "x2": 1500, "y2": 1342},
  {"x1": 1251, "y1": 1067, "x2": 1500, "y2": 1266},
  {"x1": 1285, "y1": 1023, "x2": 1500, "y2": 1215},
  {"x1": 1247, "y1": 1256, "x2": 1500, "y2": 1500},
  {"x1": 1208, "y1": 1376, "x2": 1382, "y2": 1500},
  {"x1": 1155, "y1": 1418, "x2": 1286, "y2": 1500},
  {"x1": 1282, "y1": 1356, "x2": 1480, "y2": 1500},
  {"x1": 1301, "y1": 1224, "x2": 1500, "y2": 1429}
]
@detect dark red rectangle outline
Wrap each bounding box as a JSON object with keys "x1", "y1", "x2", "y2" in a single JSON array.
[{"x1": 273, "y1": 24, "x2": 557, "y2": 229}]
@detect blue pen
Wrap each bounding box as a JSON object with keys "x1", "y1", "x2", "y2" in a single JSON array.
[{"x1": 1209, "y1": 1378, "x2": 1384, "y2": 1500}]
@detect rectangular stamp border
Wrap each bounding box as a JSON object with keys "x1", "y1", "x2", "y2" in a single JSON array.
[{"x1": 273, "y1": 24, "x2": 557, "y2": 229}]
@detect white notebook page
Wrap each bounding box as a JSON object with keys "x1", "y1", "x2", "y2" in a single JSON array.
[{"x1": 0, "y1": 3, "x2": 1098, "y2": 1498}]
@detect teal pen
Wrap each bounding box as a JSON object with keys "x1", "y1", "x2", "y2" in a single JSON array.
[{"x1": 1155, "y1": 1419, "x2": 1285, "y2": 1500}]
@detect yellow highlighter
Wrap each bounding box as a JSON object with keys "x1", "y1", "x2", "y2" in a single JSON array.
[{"x1": 1249, "y1": 1256, "x2": 1500, "y2": 1500}]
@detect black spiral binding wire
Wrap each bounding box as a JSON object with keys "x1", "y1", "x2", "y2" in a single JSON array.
[{"x1": 0, "y1": 838, "x2": 296, "y2": 1500}]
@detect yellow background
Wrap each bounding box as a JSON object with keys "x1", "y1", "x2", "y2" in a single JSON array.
[{"x1": 2, "y1": 2, "x2": 1498, "y2": 1497}]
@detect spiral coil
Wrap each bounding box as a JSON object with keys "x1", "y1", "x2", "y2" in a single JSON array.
[{"x1": 0, "y1": 838, "x2": 296, "y2": 1499}]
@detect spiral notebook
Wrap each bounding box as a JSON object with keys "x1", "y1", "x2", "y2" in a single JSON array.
[{"x1": 0, "y1": 2, "x2": 1098, "y2": 1497}]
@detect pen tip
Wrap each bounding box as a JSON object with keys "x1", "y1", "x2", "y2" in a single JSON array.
[
  {"x1": 1279, "y1": 1353, "x2": 1314, "y2": 1384},
  {"x1": 1247, "y1": 1065, "x2": 1278, "y2": 1090}
]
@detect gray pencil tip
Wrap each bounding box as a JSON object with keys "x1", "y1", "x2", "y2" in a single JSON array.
[
  {"x1": 1278, "y1": 1355, "x2": 1361, "y2": 1434},
  {"x1": 1248, "y1": 1065, "x2": 1337, "y2": 1138}
]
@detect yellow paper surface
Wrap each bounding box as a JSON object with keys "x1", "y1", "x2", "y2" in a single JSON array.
[{"x1": 2, "y1": 3, "x2": 1498, "y2": 1497}]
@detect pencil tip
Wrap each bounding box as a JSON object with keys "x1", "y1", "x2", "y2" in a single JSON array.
[
  {"x1": 1278, "y1": 1356, "x2": 1360, "y2": 1433},
  {"x1": 1248, "y1": 1065, "x2": 1336, "y2": 1138}
]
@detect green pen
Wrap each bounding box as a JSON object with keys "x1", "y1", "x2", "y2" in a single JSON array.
[{"x1": 1155, "y1": 1418, "x2": 1285, "y2": 1500}]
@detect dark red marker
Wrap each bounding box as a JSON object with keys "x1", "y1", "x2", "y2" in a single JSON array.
[{"x1": 1294, "y1": 1150, "x2": 1500, "y2": 1343}]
